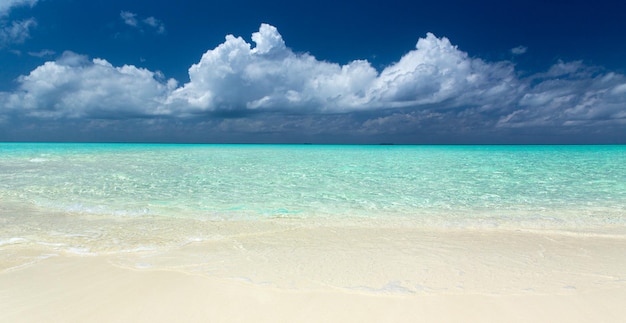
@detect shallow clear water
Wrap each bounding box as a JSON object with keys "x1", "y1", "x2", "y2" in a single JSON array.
[
  {"x1": 1, "y1": 143, "x2": 625, "y2": 260},
  {"x1": 1, "y1": 143, "x2": 625, "y2": 224}
]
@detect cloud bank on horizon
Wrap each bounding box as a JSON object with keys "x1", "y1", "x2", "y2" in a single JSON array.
[{"x1": 1, "y1": 22, "x2": 625, "y2": 143}]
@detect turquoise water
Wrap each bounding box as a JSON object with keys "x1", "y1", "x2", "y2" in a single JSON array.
[
  {"x1": 2, "y1": 143, "x2": 626, "y2": 262},
  {"x1": 2, "y1": 143, "x2": 626, "y2": 293},
  {"x1": 1, "y1": 143, "x2": 625, "y2": 228}
]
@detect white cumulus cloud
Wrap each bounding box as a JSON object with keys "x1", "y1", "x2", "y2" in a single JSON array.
[
  {"x1": 169, "y1": 24, "x2": 518, "y2": 115},
  {"x1": 2, "y1": 23, "x2": 625, "y2": 138},
  {"x1": 168, "y1": 24, "x2": 380, "y2": 113},
  {"x1": 3, "y1": 51, "x2": 177, "y2": 118},
  {"x1": 370, "y1": 33, "x2": 519, "y2": 110}
]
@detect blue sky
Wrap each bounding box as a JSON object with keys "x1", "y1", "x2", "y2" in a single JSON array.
[{"x1": 1, "y1": 0, "x2": 625, "y2": 143}]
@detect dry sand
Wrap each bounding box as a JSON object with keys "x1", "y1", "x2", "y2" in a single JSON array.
[{"x1": 1, "y1": 225, "x2": 625, "y2": 322}]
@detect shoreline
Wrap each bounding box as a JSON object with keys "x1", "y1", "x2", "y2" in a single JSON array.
[
  {"x1": 2, "y1": 256, "x2": 626, "y2": 323},
  {"x1": 2, "y1": 227, "x2": 625, "y2": 322}
]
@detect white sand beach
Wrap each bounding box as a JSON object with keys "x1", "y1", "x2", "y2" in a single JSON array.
[{"x1": 2, "y1": 225, "x2": 625, "y2": 322}]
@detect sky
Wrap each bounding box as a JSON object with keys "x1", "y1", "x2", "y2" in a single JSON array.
[{"x1": 0, "y1": 0, "x2": 625, "y2": 144}]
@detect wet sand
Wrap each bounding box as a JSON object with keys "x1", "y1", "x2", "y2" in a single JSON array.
[{"x1": 1, "y1": 226, "x2": 625, "y2": 322}]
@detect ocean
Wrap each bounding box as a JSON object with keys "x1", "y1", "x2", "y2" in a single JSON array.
[{"x1": 1, "y1": 143, "x2": 625, "y2": 263}]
